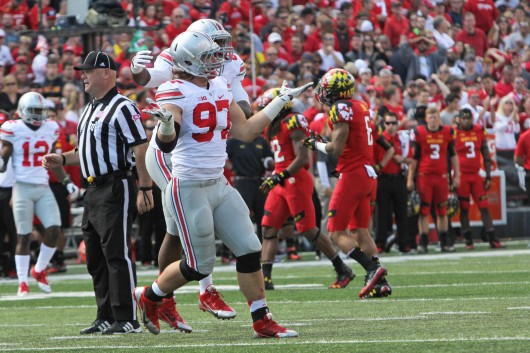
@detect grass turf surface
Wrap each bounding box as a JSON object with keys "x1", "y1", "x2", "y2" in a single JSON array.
[{"x1": 0, "y1": 241, "x2": 529, "y2": 353}]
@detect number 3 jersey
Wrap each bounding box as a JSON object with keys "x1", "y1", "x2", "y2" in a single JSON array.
[
  {"x1": 0, "y1": 119, "x2": 59, "y2": 185},
  {"x1": 411, "y1": 125, "x2": 455, "y2": 175},
  {"x1": 328, "y1": 99, "x2": 373, "y2": 173},
  {"x1": 454, "y1": 124, "x2": 486, "y2": 174},
  {"x1": 155, "y1": 76, "x2": 232, "y2": 180}
]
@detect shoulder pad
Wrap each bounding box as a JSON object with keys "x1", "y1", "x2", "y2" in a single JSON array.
[
  {"x1": 156, "y1": 80, "x2": 186, "y2": 103},
  {"x1": 283, "y1": 113, "x2": 309, "y2": 131},
  {"x1": 329, "y1": 100, "x2": 353, "y2": 124}
]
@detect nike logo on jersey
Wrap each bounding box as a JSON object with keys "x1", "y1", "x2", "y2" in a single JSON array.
[{"x1": 218, "y1": 95, "x2": 224, "y2": 100}]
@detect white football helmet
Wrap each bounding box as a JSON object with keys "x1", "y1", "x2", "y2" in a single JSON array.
[
  {"x1": 170, "y1": 31, "x2": 224, "y2": 79},
  {"x1": 187, "y1": 19, "x2": 233, "y2": 61},
  {"x1": 18, "y1": 92, "x2": 48, "y2": 127}
]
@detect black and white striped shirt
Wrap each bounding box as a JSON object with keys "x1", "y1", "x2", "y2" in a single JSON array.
[{"x1": 77, "y1": 87, "x2": 147, "y2": 178}]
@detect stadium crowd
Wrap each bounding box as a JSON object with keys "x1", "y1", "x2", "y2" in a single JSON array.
[{"x1": 0, "y1": 0, "x2": 529, "y2": 287}]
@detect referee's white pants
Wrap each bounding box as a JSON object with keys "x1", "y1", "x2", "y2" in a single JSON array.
[
  {"x1": 145, "y1": 145, "x2": 179, "y2": 235},
  {"x1": 13, "y1": 181, "x2": 60, "y2": 235}
]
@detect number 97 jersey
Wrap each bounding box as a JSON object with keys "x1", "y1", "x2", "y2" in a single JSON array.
[
  {"x1": 0, "y1": 119, "x2": 59, "y2": 185},
  {"x1": 155, "y1": 76, "x2": 233, "y2": 180},
  {"x1": 328, "y1": 99, "x2": 373, "y2": 173}
]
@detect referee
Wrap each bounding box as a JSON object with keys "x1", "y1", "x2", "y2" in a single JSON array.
[{"x1": 43, "y1": 51, "x2": 153, "y2": 334}]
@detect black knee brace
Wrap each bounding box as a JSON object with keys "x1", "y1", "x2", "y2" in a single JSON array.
[
  {"x1": 179, "y1": 260, "x2": 208, "y2": 281},
  {"x1": 236, "y1": 251, "x2": 261, "y2": 273}
]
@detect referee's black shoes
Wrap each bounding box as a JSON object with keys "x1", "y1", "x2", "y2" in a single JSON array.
[
  {"x1": 102, "y1": 320, "x2": 142, "y2": 334},
  {"x1": 80, "y1": 319, "x2": 113, "y2": 334}
]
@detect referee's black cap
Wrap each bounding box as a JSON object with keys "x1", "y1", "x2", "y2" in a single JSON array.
[{"x1": 74, "y1": 51, "x2": 117, "y2": 71}]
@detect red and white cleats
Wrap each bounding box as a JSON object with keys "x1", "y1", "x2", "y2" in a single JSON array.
[
  {"x1": 31, "y1": 267, "x2": 51, "y2": 293},
  {"x1": 17, "y1": 282, "x2": 29, "y2": 296},
  {"x1": 198, "y1": 286, "x2": 237, "y2": 320},
  {"x1": 253, "y1": 313, "x2": 298, "y2": 338},
  {"x1": 157, "y1": 297, "x2": 193, "y2": 333},
  {"x1": 490, "y1": 241, "x2": 506, "y2": 249},
  {"x1": 133, "y1": 286, "x2": 160, "y2": 335},
  {"x1": 358, "y1": 267, "x2": 387, "y2": 299}
]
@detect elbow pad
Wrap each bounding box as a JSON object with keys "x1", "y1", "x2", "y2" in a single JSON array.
[{"x1": 155, "y1": 122, "x2": 180, "y2": 153}]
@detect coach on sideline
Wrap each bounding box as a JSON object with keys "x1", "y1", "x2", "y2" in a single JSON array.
[{"x1": 43, "y1": 51, "x2": 153, "y2": 334}]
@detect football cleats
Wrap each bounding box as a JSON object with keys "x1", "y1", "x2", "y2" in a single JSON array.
[
  {"x1": 447, "y1": 193, "x2": 459, "y2": 218},
  {"x1": 315, "y1": 68, "x2": 355, "y2": 106},
  {"x1": 187, "y1": 19, "x2": 233, "y2": 61},
  {"x1": 18, "y1": 92, "x2": 48, "y2": 127},
  {"x1": 407, "y1": 190, "x2": 421, "y2": 217},
  {"x1": 170, "y1": 31, "x2": 224, "y2": 79}
]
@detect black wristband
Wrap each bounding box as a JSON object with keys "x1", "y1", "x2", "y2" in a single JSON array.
[
  {"x1": 139, "y1": 186, "x2": 153, "y2": 191},
  {"x1": 61, "y1": 154, "x2": 66, "y2": 166},
  {"x1": 279, "y1": 169, "x2": 291, "y2": 180}
]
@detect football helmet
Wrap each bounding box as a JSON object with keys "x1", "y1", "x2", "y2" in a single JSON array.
[
  {"x1": 447, "y1": 193, "x2": 459, "y2": 218},
  {"x1": 170, "y1": 31, "x2": 224, "y2": 79},
  {"x1": 187, "y1": 19, "x2": 233, "y2": 61},
  {"x1": 407, "y1": 190, "x2": 421, "y2": 217},
  {"x1": 18, "y1": 92, "x2": 48, "y2": 127},
  {"x1": 315, "y1": 68, "x2": 355, "y2": 106}
]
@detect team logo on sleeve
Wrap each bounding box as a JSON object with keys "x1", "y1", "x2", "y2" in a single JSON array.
[{"x1": 329, "y1": 102, "x2": 353, "y2": 123}]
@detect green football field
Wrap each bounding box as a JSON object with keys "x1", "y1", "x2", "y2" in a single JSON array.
[{"x1": 1, "y1": 241, "x2": 529, "y2": 353}]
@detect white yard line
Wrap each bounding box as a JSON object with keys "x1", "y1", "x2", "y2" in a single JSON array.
[
  {"x1": 1, "y1": 280, "x2": 529, "y2": 301},
  {"x1": 1, "y1": 249, "x2": 528, "y2": 285},
  {"x1": 0, "y1": 337, "x2": 529, "y2": 351}
]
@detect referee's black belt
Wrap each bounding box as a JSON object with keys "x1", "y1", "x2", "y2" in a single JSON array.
[
  {"x1": 86, "y1": 170, "x2": 132, "y2": 188},
  {"x1": 380, "y1": 173, "x2": 404, "y2": 178},
  {"x1": 234, "y1": 176, "x2": 261, "y2": 181}
]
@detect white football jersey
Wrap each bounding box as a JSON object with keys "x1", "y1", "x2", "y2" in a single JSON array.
[
  {"x1": 0, "y1": 119, "x2": 59, "y2": 185},
  {"x1": 148, "y1": 50, "x2": 246, "y2": 153},
  {"x1": 155, "y1": 76, "x2": 233, "y2": 180}
]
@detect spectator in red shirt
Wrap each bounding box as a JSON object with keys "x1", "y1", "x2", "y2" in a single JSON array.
[
  {"x1": 334, "y1": 12, "x2": 354, "y2": 56},
  {"x1": 495, "y1": 65, "x2": 515, "y2": 98},
  {"x1": 510, "y1": 76, "x2": 529, "y2": 108},
  {"x1": 27, "y1": 0, "x2": 56, "y2": 30},
  {"x1": 463, "y1": 0, "x2": 498, "y2": 34},
  {"x1": 286, "y1": 35, "x2": 304, "y2": 64},
  {"x1": 455, "y1": 12, "x2": 489, "y2": 57},
  {"x1": 218, "y1": 0, "x2": 250, "y2": 29},
  {"x1": 514, "y1": 122, "x2": 530, "y2": 203},
  {"x1": 384, "y1": 1, "x2": 410, "y2": 48},
  {"x1": 378, "y1": 85, "x2": 406, "y2": 124},
  {"x1": 161, "y1": 7, "x2": 190, "y2": 47}
]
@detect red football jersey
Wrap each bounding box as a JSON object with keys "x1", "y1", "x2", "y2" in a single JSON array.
[
  {"x1": 329, "y1": 99, "x2": 373, "y2": 173},
  {"x1": 455, "y1": 124, "x2": 487, "y2": 174},
  {"x1": 270, "y1": 113, "x2": 309, "y2": 172},
  {"x1": 375, "y1": 130, "x2": 403, "y2": 174},
  {"x1": 412, "y1": 125, "x2": 455, "y2": 175}
]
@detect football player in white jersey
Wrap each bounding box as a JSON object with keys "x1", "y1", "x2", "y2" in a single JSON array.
[
  {"x1": 134, "y1": 30, "x2": 311, "y2": 338},
  {"x1": 0, "y1": 92, "x2": 79, "y2": 296},
  {"x1": 131, "y1": 19, "x2": 249, "y2": 327}
]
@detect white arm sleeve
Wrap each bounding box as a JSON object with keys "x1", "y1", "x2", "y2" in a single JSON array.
[
  {"x1": 231, "y1": 79, "x2": 250, "y2": 104},
  {"x1": 145, "y1": 66, "x2": 174, "y2": 88},
  {"x1": 144, "y1": 50, "x2": 174, "y2": 88},
  {"x1": 316, "y1": 161, "x2": 331, "y2": 189}
]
